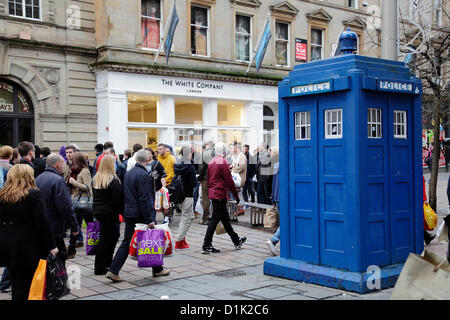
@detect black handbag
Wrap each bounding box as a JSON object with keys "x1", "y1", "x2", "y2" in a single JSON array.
[{"x1": 72, "y1": 184, "x2": 93, "y2": 215}]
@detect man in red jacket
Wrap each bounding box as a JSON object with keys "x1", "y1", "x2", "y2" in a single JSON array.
[{"x1": 202, "y1": 142, "x2": 246, "y2": 254}]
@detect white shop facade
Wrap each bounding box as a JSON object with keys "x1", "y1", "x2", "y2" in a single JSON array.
[{"x1": 95, "y1": 70, "x2": 279, "y2": 155}]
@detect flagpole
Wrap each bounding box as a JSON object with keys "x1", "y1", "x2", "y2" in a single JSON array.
[
  {"x1": 154, "y1": 0, "x2": 176, "y2": 64},
  {"x1": 246, "y1": 13, "x2": 271, "y2": 74}
]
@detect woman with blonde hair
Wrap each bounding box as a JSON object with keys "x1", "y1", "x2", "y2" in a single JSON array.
[
  {"x1": 92, "y1": 155, "x2": 123, "y2": 275},
  {"x1": 0, "y1": 164, "x2": 58, "y2": 300}
]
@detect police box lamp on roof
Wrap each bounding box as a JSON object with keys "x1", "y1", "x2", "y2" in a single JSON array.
[{"x1": 339, "y1": 28, "x2": 358, "y2": 55}]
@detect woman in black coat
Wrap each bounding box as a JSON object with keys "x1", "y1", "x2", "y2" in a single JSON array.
[
  {"x1": 0, "y1": 164, "x2": 58, "y2": 300},
  {"x1": 92, "y1": 155, "x2": 124, "y2": 275}
]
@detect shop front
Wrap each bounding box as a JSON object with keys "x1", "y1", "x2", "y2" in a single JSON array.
[{"x1": 95, "y1": 70, "x2": 279, "y2": 155}]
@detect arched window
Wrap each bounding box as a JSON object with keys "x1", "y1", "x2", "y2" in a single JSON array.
[
  {"x1": 0, "y1": 80, "x2": 34, "y2": 147},
  {"x1": 263, "y1": 105, "x2": 275, "y2": 147}
]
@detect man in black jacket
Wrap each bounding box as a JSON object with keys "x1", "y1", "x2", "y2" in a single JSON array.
[
  {"x1": 17, "y1": 141, "x2": 39, "y2": 178},
  {"x1": 174, "y1": 146, "x2": 197, "y2": 250},
  {"x1": 243, "y1": 144, "x2": 256, "y2": 203},
  {"x1": 106, "y1": 150, "x2": 170, "y2": 282},
  {"x1": 35, "y1": 153, "x2": 79, "y2": 260}
]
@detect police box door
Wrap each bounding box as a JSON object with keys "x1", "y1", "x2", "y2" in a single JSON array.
[
  {"x1": 388, "y1": 94, "x2": 415, "y2": 264},
  {"x1": 287, "y1": 98, "x2": 319, "y2": 263}
]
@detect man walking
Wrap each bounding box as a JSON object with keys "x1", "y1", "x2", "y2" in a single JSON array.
[
  {"x1": 197, "y1": 142, "x2": 214, "y2": 225},
  {"x1": 106, "y1": 150, "x2": 170, "y2": 282},
  {"x1": 202, "y1": 142, "x2": 246, "y2": 254},
  {"x1": 17, "y1": 141, "x2": 38, "y2": 178},
  {"x1": 35, "y1": 153, "x2": 79, "y2": 259}
]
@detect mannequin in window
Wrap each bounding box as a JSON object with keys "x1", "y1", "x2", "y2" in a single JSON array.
[
  {"x1": 193, "y1": 12, "x2": 207, "y2": 56},
  {"x1": 142, "y1": 1, "x2": 160, "y2": 49},
  {"x1": 275, "y1": 26, "x2": 287, "y2": 65},
  {"x1": 236, "y1": 19, "x2": 249, "y2": 61}
]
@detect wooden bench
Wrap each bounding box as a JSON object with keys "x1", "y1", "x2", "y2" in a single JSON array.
[
  {"x1": 242, "y1": 202, "x2": 273, "y2": 227},
  {"x1": 226, "y1": 201, "x2": 239, "y2": 222}
]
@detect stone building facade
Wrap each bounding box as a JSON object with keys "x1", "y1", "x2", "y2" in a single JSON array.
[{"x1": 0, "y1": 0, "x2": 97, "y2": 155}]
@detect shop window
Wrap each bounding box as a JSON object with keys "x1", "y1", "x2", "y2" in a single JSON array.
[
  {"x1": 128, "y1": 94, "x2": 158, "y2": 123},
  {"x1": 264, "y1": 105, "x2": 275, "y2": 147},
  {"x1": 295, "y1": 111, "x2": 311, "y2": 140},
  {"x1": 0, "y1": 80, "x2": 34, "y2": 147},
  {"x1": 191, "y1": 5, "x2": 209, "y2": 56},
  {"x1": 141, "y1": 0, "x2": 162, "y2": 50},
  {"x1": 311, "y1": 28, "x2": 324, "y2": 61},
  {"x1": 325, "y1": 109, "x2": 342, "y2": 139},
  {"x1": 9, "y1": 0, "x2": 41, "y2": 20},
  {"x1": 393, "y1": 110, "x2": 407, "y2": 139},
  {"x1": 128, "y1": 128, "x2": 159, "y2": 150},
  {"x1": 175, "y1": 98, "x2": 203, "y2": 125},
  {"x1": 275, "y1": 22, "x2": 289, "y2": 66},
  {"x1": 236, "y1": 14, "x2": 251, "y2": 62},
  {"x1": 175, "y1": 128, "x2": 204, "y2": 147},
  {"x1": 367, "y1": 108, "x2": 382, "y2": 138},
  {"x1": 218, "y1": 101, "x2": 243, "y2": 126},
  {"x1": 218, "y1": 129, "x2": 244, "y2": 145}
]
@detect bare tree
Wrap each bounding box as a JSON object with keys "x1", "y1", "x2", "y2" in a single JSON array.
[{"x1": 398, "y1": 0, "x2": 450, "y2": 212}]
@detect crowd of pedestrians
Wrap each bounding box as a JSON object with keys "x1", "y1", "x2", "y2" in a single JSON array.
[{"x1": 0, "y1": 138, "x2": 284, "y2": 300}]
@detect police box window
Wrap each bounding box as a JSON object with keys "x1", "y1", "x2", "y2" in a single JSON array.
[
  {"x1": 393, "y1": 110, "x2": 407, "y2": 139},
  {"x1": 9, "y1": 0, "x2": 41, "y2": 20},
  {"x1": 368, "y1": 108, "x2": 382, "y2": 138},
  {"x1": 325, "y1": 109, "x2": 342, "y2": 139},
  {"x1": 295, "y1": 111, "x2": 311, "y2": 140}
]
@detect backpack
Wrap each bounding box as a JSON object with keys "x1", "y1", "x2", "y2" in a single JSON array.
[{"x1": 167, "y1": 174, "x2": 185, "y2": 204}]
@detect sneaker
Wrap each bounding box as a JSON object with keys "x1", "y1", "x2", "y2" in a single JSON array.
[
  {"x1": 175, "y1": 240, "x2": 190, "y2": 250},
  {"x1": 153, "y1": 269, "x2": 171, "y2": 277},
  {"x1": 266, "y1": 240, "x2": 277, "y2": 256},
  {"x1": 105, "y1": 271, "x2": 123, "y2": 283},
  {"x1": 202, "y1": 245, "x2": 220, "y2": 254},
  {"x1": 234, "y1": 237, "x2": 247, "y2": 250}
]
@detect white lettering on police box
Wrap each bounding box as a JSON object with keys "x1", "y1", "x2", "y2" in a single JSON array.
[
  {"x1": 291, "y1": 81, "x2": 331, "y2": 95},
  {"x1": 379, "y1": 80, "x2": 413, "y2": 93}
]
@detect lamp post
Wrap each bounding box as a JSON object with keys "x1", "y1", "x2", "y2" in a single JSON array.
[{"x1": 381, "y1": 0, "x2": 398, "y2": 61}]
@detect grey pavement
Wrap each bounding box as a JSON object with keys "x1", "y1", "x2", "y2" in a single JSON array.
[{"x1": 1, "y1": 172, "x2": 449, "y2": 301}]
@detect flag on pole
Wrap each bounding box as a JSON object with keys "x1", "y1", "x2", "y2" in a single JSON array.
[
  {"x1": 254, "y1": 19, "x2": 272, "y2": 72},
  {"x1": 164, "y1": 1, "x2": 179, "y2": 64}
]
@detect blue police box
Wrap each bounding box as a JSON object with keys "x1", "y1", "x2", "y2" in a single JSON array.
[{"x1": 264, "y1": 30, "x2": 424, "y2": 293}]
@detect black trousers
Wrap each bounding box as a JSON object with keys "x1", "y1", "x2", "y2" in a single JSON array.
[
  {"x1": 95, "y1": 215, "x2": 120, "y2": 274},
  {"x1": 9, "y1": 264, "x2": 37, "y2": 300},
  {"x1": 203, "y1": 199, "x2": 240, "y2": 247}
]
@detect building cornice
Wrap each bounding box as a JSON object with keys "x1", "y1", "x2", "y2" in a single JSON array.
[
  {"x1": 0, "y1": 14, "x2": 95, "y2": 33},
  {"x1": 89, "y1": 60, "x2": 284, "y2": 87},
  {"x1": 298, "y1": 0, "x2": 373, "y2": 17}
]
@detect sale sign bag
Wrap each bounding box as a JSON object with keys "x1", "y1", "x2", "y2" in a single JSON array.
[
  {"x1": 86, "y1": 221, "x2": 101, "y2": 256},
  {"x1": 136, "y1": 229, "x2": 165, "y2": 268}
]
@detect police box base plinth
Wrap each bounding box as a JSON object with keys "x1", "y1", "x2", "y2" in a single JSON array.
[{"x1": 263, "y1": 257, "x2": 404, "y2": 294}]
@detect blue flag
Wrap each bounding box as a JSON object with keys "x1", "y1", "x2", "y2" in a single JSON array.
[
  {"x1": 254, "y1": 21, "x2": 272, "y2": 72},
  {"x1": 164, "y1": 3, "x2": 179, "y2": 64}
]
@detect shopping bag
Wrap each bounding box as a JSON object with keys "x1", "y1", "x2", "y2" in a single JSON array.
[
  {"x1": 137, "y1": 229, "x2": 165, "y2": 268},
  {"x1": 155, "y1": 188, "x2": 171, "y2": 213},
  {"x1": 154, "y1": 223, "x2": 175, "y2": 257},
  {"x1": 423, "y1": 203, "x2": 437, "y2": 230},
  {"x1": 45, "y1": 255, "x2": 70, "y2": 300},
  {"x1": 86, "y1": 221, "x2": 101, "y2": 256},
  {"x1": 264, "y1": 208, "x2": 279, "y2": 229},
  {"x1": 216, "y1": 221, "x2": 226, "y2": 235},
  {"x1": 129, "y1": 223, "x2": 149, "y2": 259},
  {"x1": 231, "y1": 172, "x2": 241, "y2": 188},
  {"x1": 28, "y1": 259, "x2": 47, "y2": 300},
  {"x1": 391, "y1": 250, "x2": 450, "y2": 300},
  {"x1": 436, "y1": 221, "x2": 448, "y2": 243}
]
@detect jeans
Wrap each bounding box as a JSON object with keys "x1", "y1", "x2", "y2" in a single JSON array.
[
  {"x1": 257, "y1": 181, "x2": 270, "y2": 204},
  {"x1": 203, "y1": 199, "x2": 240, "y2": 247},
  {"x1": 109, "y1": 218, "x2": 163, "y2": 275},
  {"x1": 242, "y1": 178, "x2": 255, "y2": 202},
  {"x1": 193, "y1": 182, "x2": 200, "y2": 212},
  {"x1": 201, "y1": 180, "x2": 210, "y2": 222},
  {"x1": 270, "y1": 227, "x2": 281, "y2": 245},
  {"x1": 0, "y1": 267, "x2": 11, "y2": 292}
]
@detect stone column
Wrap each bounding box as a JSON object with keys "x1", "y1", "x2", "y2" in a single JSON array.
[
  {"x1": 202, "y1": 98, "x2": 218, "y2": 143},
  {"x1": 246, "y1": 101, "x2": 264, "y2": 151},
  {"x1": 158, "y1": 95, "x2": 175, "y2": 146}
]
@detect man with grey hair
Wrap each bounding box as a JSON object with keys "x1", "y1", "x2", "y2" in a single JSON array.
[
  {"x1": 35, "y1": 153, "x2": 79, "y2": 260},
  {"x1": 106, "y1": 149, "x2": 170, "y2": 282},
  {"x1": 201, "y1": 142, "x2": 246, "y2": 254}
]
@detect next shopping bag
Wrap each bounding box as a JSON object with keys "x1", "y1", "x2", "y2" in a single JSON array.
[
  {"x1": 86, "y1": 221, "x2": 101, "y2": 256},
  {"x1": 136, "y1": 229, "x2": 165, "y2": 268}
]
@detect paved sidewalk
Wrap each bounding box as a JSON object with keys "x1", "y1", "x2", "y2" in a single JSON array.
[{"x1": 1, "y1": 172, "x2": 448, "y2": 301}]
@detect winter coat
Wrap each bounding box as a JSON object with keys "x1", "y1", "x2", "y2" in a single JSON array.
[
  {"x1": 256, "y1": 151, "x2": 272, "y2": 182},
  {"x1": 122, "y1": 163, "x2": 154, "y2": 224},
  {"x1": 197, "y1": 148, "x2": 215, "y2": 182},
  {"x1": 93, "y1": 177, "x2": 123, "y2": 224},
  {"x1": 231, "y1": 152, "x2": 247, "y2": 187},
  {"x1": 0, "y1": 189, "x2": 56, "y2": 267},
  {"x1": 19, "y1": 158, "x2": 39, "y2": 179},
  {"x1": 174, "y1": 159, "x2": 197, "y2": 198},
  {"x1": 35, "y1": 167, "x2": 79, "y2": 238},
  {"x1": 69, "y1": 167, "x2": 93, "y2": 199},
  {"x1": 158, "y1": 153, "x2": 177, "y2": 186},
  {"x1": 207, "y1": 155, "x2": 239, "y2": 201}
]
